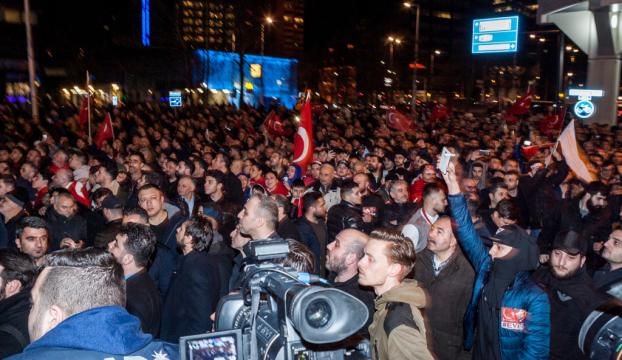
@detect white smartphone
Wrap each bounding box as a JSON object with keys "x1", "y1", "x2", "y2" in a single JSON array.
[{"x1": 438, "y1": 147, "x2": 453, "y2": 174}]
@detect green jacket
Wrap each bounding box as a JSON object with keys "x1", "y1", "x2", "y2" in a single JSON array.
[{"x1": 369, "y1": 279, "x2": 434, "y2": 360}]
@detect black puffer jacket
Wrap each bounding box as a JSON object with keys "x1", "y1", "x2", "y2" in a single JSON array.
[
  {"x1": 0, "y1": 289, "x2": 31, "y2": 358},
  {"x1": 326, "y1": 200, "x2": 364, "y2": 240}
]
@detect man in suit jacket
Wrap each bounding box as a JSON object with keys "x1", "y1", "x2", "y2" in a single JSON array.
[
  {"x1": 108, "y1": 223, "x2": 161, "y2": 337},
  {"x1": 160, "y1": 216, "x2": 222, "y2": 343}
]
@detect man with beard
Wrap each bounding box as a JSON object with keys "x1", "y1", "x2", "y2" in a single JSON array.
[
  {"x1": 593, "y1": 229, "x2": 622, "y2": 294},
  {"x1": 296, "y1": 191, "x2": 329, "y2": 275},
  {"x1": 353, "y1": 173, "x2": 385, "y2": 232},
  {"x1": 442, "y1": 160, "x2": 550, "y2": 360},
  {"x1": 414, "y1": 216, "x2": 474, "y2": 360},
  {"x1": 365, "y1": 154, "x2": 383, "y2": 190},
  {"x1": 532, "y1": 231, "x2": 609, "y2": 359},
  {"x1": 542, "y1": 181, "x2": 612, "y2": 270},
  {"x1": 160, "y1": 216, "x2": 221, "y2": 342},
  {"x1": 0, "y1": 249, "x2": 37, "y2": 358},
  {"x1": 326, "y1": 229, "x2": 375, "y2": 338},
  {"x1": 402, "y1": 183, "x2": 447, "y2": 252}
]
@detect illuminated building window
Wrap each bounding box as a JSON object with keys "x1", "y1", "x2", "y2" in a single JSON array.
[{"x1": 433, "y1": 11, "x2": 452, "y2": 19}]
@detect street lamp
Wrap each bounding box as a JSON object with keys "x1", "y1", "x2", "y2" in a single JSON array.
[
  {"x1": 261, "y1": 16, "x2": 273, "y2": 56},
  {"x1": 403, "y1": 2, "x2": 420, "y2": 119},
  {"x1": 427, "y1": 50, "x2": 442, "y2": 99}
]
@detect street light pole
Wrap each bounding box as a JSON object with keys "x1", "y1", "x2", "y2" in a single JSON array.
[
  {"x1": 406, "y1": 3, "x2": 420, "y2": 120},
  {"x1": 260, "y1": 16, "x2": 272, "y2": 108},
  {"x1": 24, "y1": 0, "x2": 38, "y2": 123}
]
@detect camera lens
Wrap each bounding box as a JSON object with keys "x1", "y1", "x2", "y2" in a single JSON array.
[{"x1": 305, "y1": 299, "x2": 332, "y2": 328}]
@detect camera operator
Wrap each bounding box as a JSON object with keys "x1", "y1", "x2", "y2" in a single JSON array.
[
  {"x1": 160, "y1": 216, "x2": 222, "y2": 343},
  {"x1": 326, "y1": 229, "x2": 375, "y2": 338},
  {"x1": 358, "y1": 229, "x2": 434, "y2": 360},
  {"x1": 8, "y1": 248, "x2": 178, "y2": 359}
]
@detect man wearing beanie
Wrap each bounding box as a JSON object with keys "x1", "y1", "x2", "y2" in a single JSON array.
[
  {"x1": 0, "y1": 187, "x2": 30, "y2": 248},
  {"x1": 532, "y1": 231, "x2": 610, "y2": 359},
  {"x1": 441, "y1": 160, "x2": 550, "y2": 360}
]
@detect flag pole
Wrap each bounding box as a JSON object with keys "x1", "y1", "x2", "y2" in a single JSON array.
[
  {"x1": 24, "y1": 0, "x2": 38, "y2": 123},
  {"x1": 86, "y1": 71, "x2": 92, "y2": 144},
  {"x1": 109, "y1": 113, "x2": 115, "y2": 142}
]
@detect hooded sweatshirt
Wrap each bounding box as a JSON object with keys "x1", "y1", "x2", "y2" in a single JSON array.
[
  {"x1": 7, "y1": 305, "x2": 178, "y2": 360},
  {"x1": 368, "y1": 279, "x2": 434, "y2": 360}
]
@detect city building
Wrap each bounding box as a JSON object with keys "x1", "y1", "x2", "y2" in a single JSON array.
[{"x1": 178, "y1": 0, "x2": 235, "y2": 51}]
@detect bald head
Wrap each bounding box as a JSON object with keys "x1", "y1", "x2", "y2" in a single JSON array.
[
  {"x1": 52, "y1": 169, "x2": 73, "y2": 188},
  {"x1": 326, "y1": 229, "x2": 369, "y2": 278},
  {"x1": 337, "y1": 229, "x2": 369, "y2": 258}
]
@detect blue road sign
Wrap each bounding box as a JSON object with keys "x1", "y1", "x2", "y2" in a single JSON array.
[
  {"x1": 472, "y1": 16, "x2": 519, "y2": 54},
  {"x1": 169, "y1": 91, "x2": 182, "y2": 107},
  {"x1": 574, "y1": 100, "x2": 595, "y2": 119}
]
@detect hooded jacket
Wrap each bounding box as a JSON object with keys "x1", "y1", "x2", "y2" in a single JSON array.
[
  {"x1": 368, "y1": 279, "x2": 434, "y2": 360},
  {"x1": 7, "y1": 306, "x2": 178, "y2": 360},
  {"x1": 448, "y1": 194, "x2": 550, "y2": 360}
]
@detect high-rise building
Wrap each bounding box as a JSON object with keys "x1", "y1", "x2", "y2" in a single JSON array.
[
  {"x1": 178, "y1": 0, "x2": 235, "y2": 51},
  {"x1": 271, "y1": 0, "x2": 304, "y2": 58},
  {"x1": 492, "y1": 0, "x2": 538, "y2": 16}
]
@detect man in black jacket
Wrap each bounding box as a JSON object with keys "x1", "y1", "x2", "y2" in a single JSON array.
[
  {"x1": 414, "y1": 216, "x2": 474, "y2": 360},
  {"x1": 160, "y1": 216, "x2": 221, "y2": 343},
  {"x1": 138, "y1": 184, "x2": 185, "y2": 252},
  {"x1": 532, "y1": 231, "x2": 609, "y2": 359},
  {"x1": 296, "y1": 191, "x2": 328, "y2": 275},
  {"x1": 540, "y1": 181, "x2": 612, "y2": 270},
  {"x1": 593, "y1": 229, "x2": 622, "y2": 295},
  {"x1": 383, "y1": 180, "x2": 417, "y2": 228},
  {"x1": 326, "y1": 228, "x2": 374, "y2": 338},
  {"x1": 108, "y1": 223, "x2": 161, "y2": 337},
  {"x1": 45, "y1": 190, "x2": 87, "y2": 250},
  {"x1": 93, "y1": 195, "x2": 123, "y2": 249},
  {"x1": 327, "y1": 179, "x2": 364, "y2": 240},
  {"x1": 0, "y1": 249, "x2": 37, "y2": 358}
]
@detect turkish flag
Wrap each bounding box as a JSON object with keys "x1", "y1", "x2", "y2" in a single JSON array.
[
  {"x1": 539, "y1": 106, "x2": 565, "y2": 137},
  {"x1": 386, "y1": 109, "x2": 413, "y2": 132},
  {"x1": 292, "y1": 95, "x2": 314, "y2": 173},
  {"x1": 264, "y1": 110, "x2": 286, "y2": 136},
  {"x1": 94, "y1": 112, "x2": 114, "y2": 148},
  {"x1": 429, "y1": 104, "x2": 449, "y2": 123},
  {"x1": 505, "y1": 86, "x2": 534, "y2": 117},
  {"x1": 78, "y1": 97, "x2": 89, "y2": 128}
]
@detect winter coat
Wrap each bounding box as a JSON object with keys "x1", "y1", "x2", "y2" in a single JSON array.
[
  {"x1": 368, "y1": 279, "x2": 434, "y2": 360},
  {"x1": 7, "y1": 306, "x2": 178, "y2": 360},
  {"x1": 414, "y1": 248, "x2": 474, "y2": 360},
  {"x1": 448, "y1": 194, "x2": 550, "y2": 360},
  {"x1": 0, "y1": 289, "x2": 31, "y2": 358},
  {"x1": 327, "y1": 200, "x2": 364, "y2": 240}
]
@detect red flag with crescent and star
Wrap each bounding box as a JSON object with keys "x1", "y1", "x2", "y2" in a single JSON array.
[
  {"x1": 293, "y1": 93, "x2": 314, "y2": 173},
  {"x1": 386, "y1": 109, "x2": 413, "y2": 132},
  {"x1": 264, "y1": 110, "x2": 286, "y2": 136},
  {"x1": 94, "y1": 112, "x2": 114, "y2": 148}
]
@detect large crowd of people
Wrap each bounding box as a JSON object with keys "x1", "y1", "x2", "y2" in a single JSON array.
[{"x1": 0, "y1": 99, "x2": 621, "y2": 359}]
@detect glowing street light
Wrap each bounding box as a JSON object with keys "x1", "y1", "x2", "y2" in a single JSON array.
[{"x1": 403, "y1": 2, "x2": 412, "y2": 8}]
